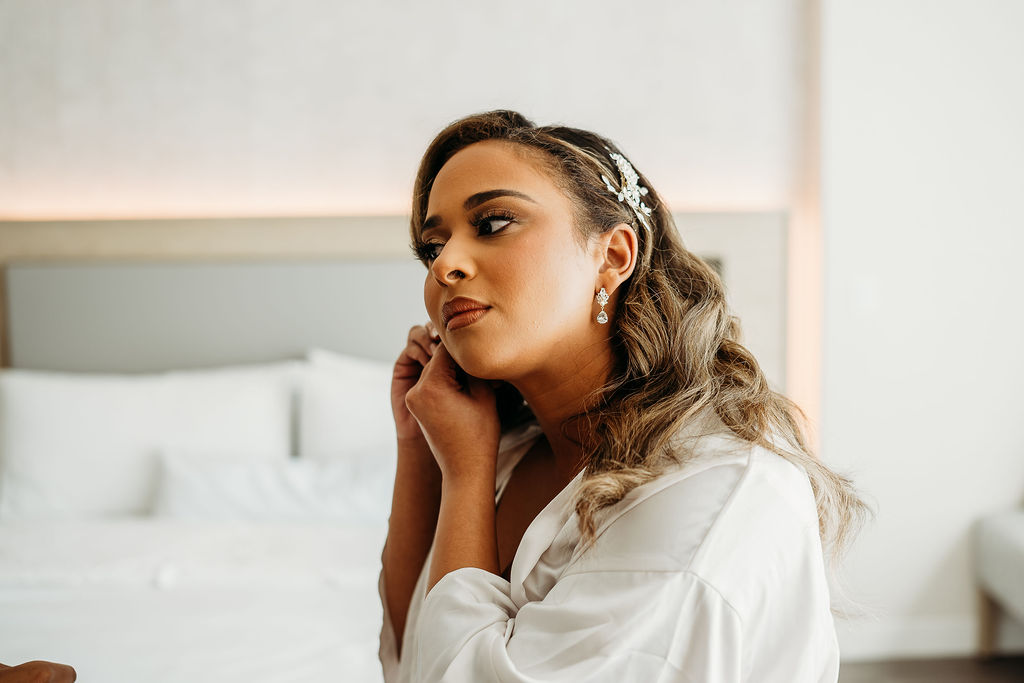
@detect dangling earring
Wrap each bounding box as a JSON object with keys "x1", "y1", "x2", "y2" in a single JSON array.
[{"x1": 596, "y1": 287, "x2": 609, "y2": 324}]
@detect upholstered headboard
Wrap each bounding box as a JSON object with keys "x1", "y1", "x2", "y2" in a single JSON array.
[{"x1": 0, "y1": 213, "x2": 787, "y2": 386}]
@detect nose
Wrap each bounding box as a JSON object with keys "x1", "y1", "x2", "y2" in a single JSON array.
[{"x1": 429, "y1": 234, "x2": 475, "y2": 286}]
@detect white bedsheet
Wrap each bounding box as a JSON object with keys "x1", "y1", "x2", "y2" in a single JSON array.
[{"x1": 0, "y1": 519, "x2": 388, "y2": 682}]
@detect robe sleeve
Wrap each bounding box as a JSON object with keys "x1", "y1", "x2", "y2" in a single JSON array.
[{"x1": 409, "y1": 565, "x2": 745, "y2": 682}]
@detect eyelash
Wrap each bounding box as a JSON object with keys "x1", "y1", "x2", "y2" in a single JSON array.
[{"x1": 411, "y1": 209, "x2": 518, "y2": 265}]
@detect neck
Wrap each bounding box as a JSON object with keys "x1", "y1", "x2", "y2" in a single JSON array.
[{"x1": 509, "y1": 340, "x2": 615, "y2": 481}]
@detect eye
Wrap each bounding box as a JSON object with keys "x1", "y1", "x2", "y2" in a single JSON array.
[
  {"x1": 412, "y1": 239, "x2": 444, "y2": 265},
  {"x1": 411, "y1": 209, "x2": 518, "y2": 267},
  {"x1": 473, "y1": 209, "x2": 517, "y2": 236}
]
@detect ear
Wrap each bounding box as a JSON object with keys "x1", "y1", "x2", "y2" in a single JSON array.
[{"x1": 594, "y1": 223, "x2": 639, "y2": 295}]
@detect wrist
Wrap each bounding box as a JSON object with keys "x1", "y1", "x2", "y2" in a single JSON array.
[
  {"x1": 440, "y1": 463, "x2": 496, "y2": 492},
  {"x1": 396, "y1": 436, "x2": 441, "y2": 476},
  {"x1": 396, "y1": 433, "x2": 427, "y2": 447}
]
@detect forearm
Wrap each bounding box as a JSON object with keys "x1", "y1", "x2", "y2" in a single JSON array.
[
  {"x1": 381, "y1": 435, "x2": 443, "y2": 657},
  {"x1": 427, "y1": 471, "x2": 500, "y2": 593}
]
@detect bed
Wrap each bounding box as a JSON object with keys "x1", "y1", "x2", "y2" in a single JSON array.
[
  {"x1": 0, "y1": 213, "x2": 785, "y2": 681},
  {"x1": 0, "y1": 346, "x2": 409, "y2": 682}
]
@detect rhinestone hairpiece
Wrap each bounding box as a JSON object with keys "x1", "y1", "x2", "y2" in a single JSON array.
[{"x1": 600, "y1": 150, "x2": 653, "y2": 233}]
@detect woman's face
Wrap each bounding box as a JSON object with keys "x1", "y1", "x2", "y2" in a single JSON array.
[{"x1": 418, "y1": 139, "x2": 605, "y2": 381}]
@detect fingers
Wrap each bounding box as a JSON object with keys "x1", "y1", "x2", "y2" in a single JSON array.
[
  {"x1": 0, "y1": 661, "x2": 77, "y2": 682},
  {"x1": 419, "y1": 339, "x2": 465, "y2": 391},
  {"x1": 403, "y1": 322, "x2": 442, "y2": 368},
  {"x1": 44, "y1": 662, "x2": 76, "y2": 682},
  {"x1": 424, "y1": 336, "x2": 451, "y2": 369},
  {"x1": 36, "y1": 661, "x2": 76, "y2": 682},
  {"x1": 403, "y1": 336, "x2": 431, "y2": 367}
]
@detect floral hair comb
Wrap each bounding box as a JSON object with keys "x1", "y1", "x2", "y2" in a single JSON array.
[{"x1": 600, "y1": 150, "x2": 653, "y2": 233}]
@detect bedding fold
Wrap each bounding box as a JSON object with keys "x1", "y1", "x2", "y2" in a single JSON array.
[{"x1": 0, "y1": 518, "x2": 388, "y2": 589}]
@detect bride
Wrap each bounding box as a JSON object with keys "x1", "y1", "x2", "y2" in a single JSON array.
[{"x1": 378, "y1": 109, "x2": 865, "y2": 682}]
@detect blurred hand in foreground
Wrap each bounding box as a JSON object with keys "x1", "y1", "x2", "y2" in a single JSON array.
[{"x1": 0, "y1": 661, "x2": 77, "y2": 682}]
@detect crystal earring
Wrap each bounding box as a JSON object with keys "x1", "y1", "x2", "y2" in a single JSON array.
[{"x1": 596, "y1": 287, "x2": 609, "y2": 324}]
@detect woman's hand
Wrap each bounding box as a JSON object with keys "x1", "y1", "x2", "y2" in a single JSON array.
[
  {"x1": 0, "y1": 661, "x2": 76, "y2": 682},
  {"x1": 404, "y1": 341, "x2": 501, "y2": 482},
  {"x1": 391, "y1": 321, "x2": 444, "y2": 441}
]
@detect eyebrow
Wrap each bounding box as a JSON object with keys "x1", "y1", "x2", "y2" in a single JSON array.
[{"x1": 421, "y1": 189, "x2": 538, "y2": 234}]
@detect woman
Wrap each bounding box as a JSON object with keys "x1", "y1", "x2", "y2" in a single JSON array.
[{"x1": 378, "y1": 110, "x2": 865, "y2": 682}]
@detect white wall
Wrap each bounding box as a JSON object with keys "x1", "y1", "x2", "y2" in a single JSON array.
[
  {"x1": 820, "y1": 0, "x2": 1024, "y2": 660},
  {"x1": 0, "y1": 0, "x2": 802, "y2": 218}
]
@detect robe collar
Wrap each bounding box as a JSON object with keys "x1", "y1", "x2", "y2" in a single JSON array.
[{"x1": 498, "y1": 405, "x2": 733, "y2": 607}]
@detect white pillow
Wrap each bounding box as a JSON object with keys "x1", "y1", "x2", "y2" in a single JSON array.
[
  {"x1": 0, "y1": 360, "x2": 302, "y2": 520},
  {"x1": 299, "y1": 348, "x2": 396, "y2": 462},
  {"x1": 153, "y1": 449, "x2": 395, "y2": 524}
]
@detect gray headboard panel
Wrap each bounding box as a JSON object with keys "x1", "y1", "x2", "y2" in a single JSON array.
[{"x1": 6, "y1": 259, "x2": 428, "y2": 372}]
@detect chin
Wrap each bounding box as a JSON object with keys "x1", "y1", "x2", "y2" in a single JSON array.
[{"x1": 445, "y1": 337, "x2": 514, "y2": 381}]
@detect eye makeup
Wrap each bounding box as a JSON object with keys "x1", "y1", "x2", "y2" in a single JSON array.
[{"x1": 411, "y1": 206, "x2": 521, "y2": 266}]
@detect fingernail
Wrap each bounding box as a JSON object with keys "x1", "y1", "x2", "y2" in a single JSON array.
[{"x1": 429, "y1": 342, "x2": 438, "y2": 353}]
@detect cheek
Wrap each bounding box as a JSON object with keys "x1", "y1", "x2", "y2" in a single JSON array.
[{"x1": 509, "y1": 241, "x2": 593, "y2": 324}]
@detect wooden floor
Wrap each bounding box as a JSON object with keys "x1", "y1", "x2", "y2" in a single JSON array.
[{"x1": 840, "y1": 657, "x2": 1024, "y2": 682}]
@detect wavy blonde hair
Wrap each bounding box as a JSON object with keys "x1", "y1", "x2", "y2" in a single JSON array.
[{"x1": 410, "y1": 110, "x2": 868, "y2": 566}]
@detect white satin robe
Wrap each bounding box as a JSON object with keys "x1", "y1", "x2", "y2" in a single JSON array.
[{"x1": 377, "y1": 407, "x2": 839, "y2": 682}]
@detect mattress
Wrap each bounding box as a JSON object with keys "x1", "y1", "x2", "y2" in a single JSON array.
[{"x1": 0, "y1": 518, "x2": 389, "y2": 682}]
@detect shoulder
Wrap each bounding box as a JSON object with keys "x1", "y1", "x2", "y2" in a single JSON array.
[{"x1": 565, "y1": 413, "x2": 822, "y2": 601}]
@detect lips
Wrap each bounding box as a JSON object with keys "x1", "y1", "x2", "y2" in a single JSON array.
[{"x1": 442, "y1": 297, "x2": 491, "y2": 328}]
